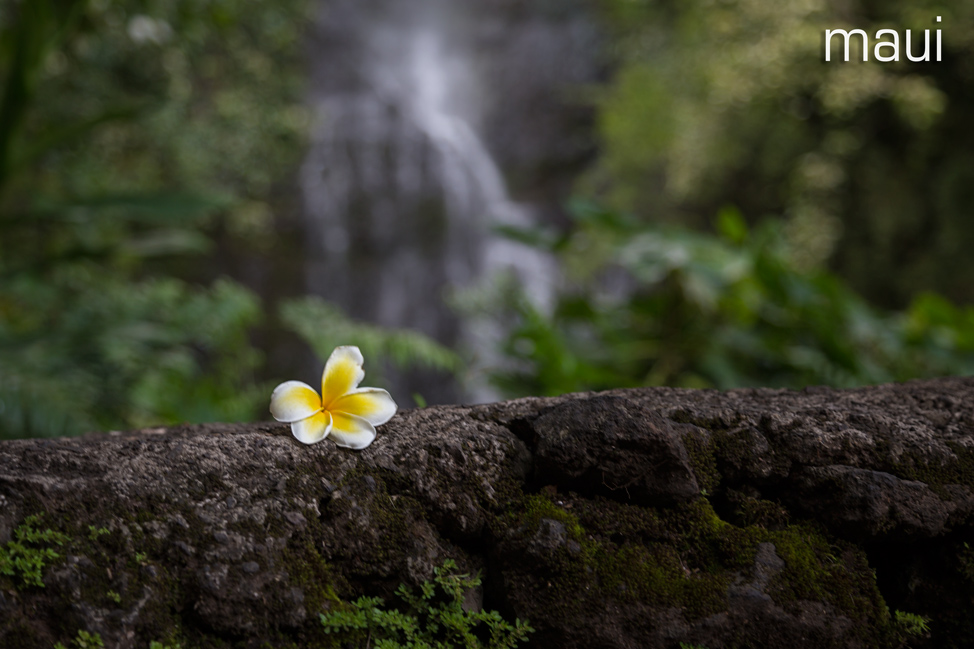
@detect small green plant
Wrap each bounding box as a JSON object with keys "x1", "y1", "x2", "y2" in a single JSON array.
[
  {"x1": 149, "y1": 641, "x2": 181, "y2": 649},
  {"x1": 106, "y1": 590, "x2": 121, "y2": 603},
  {"x1": 135, "y1": 552, "x2": 148, "y2": 564},
  {"x1": 320, "y1": 559, "x2": 533, "y2": 648},
  {"x1": 0, "y1": 514, "x2": 70, "y2": 588},
  {"x1": 959, "y1": 542, "x2": 974, "y2": 582},
  {"x1": 679, "y1": 644, "x2": 709, "y2": 649},
  {"x1": 53, "y1": 629, "x2": 104, "y2": 649},
  {"x1": 894, "y1": 610, "x2": 931, "y2": 636},
  {"x1": 87, "y1": 526, "x2": 110, "y2": 541}
]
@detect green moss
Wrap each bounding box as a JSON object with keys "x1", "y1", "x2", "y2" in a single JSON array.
[
  {"x1": 4, "y1": 433, "x2": 915, "y2": 649},
  {"x1": 595, "y1": 542, "x2": 729, "y2": 618},
  {"x1": 766, "y1": 523, "x2": 892, "y2": 642},
  {"x1": 501, "y1": 493, "x2": 762, "y2": 624},
  {"x1": 65, "y1": 523, "x2": 132, "y2": 609},
  {"x1": 890, "y1": 441, "x2": 974, "y2": 495},
  {"x1": 54, "y1": 506, "x2": 187, "y2": 644},
  {"x1": 280, "y1": 538, "x2": 344, "y2": 617},
  {"x1": 682, "y1": 430, "x2": 720, "y2": 494},
  {"x1": 0, "y1": 500, "x2": 192, "y2": 647},
  {"x1": 727, "y1": 491, "x2": 790, "y2": 530},
  {"x1": 664, "y1": 412, "x2": 743, "y2": 495},
  {"x1": 709, "y1": 428, "x2": 760, "y2": 473},
  {"x1": 498, "y1": 487, "x2": 900, "y2": 646},
  {"x1": 586, "y1": 499, "x2": 759, "y2": 618},
  {"x1": 516, "y1": 494, "x2": 585, "y2": 540},
  {"x1": 325, "y1": 467, "x2": 439, "y2": 581},
  {"x1": 4, "y1": 463, "x2": 364, "y2": 649}
]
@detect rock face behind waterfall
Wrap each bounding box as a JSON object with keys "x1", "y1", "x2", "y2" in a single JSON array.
[{"x1": 3, "y1": 378, "x2": 974, "y2": 648}]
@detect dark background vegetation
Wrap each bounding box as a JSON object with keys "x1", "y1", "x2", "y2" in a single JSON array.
[{"x1": 2, "y1": 0, "x2": 973, "y2": 439}]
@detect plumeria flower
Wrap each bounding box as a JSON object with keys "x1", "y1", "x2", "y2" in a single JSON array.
[{"x1": 270, "y1": 346, "x2": 397, "y2": 449}]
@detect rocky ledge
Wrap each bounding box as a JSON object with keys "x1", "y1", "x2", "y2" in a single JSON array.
[{"x1": 2, "y1": 378, "x2": 974, "y2": 648}]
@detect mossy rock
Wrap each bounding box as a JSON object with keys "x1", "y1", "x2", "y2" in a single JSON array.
[{"x1": 1, "y1": 379, "x2": 974, "y2": 647}]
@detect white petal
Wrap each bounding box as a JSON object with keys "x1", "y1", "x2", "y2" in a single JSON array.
[
  {"x1": 330, "y1": 388, "x2": 397, "y2": 427},
  {"x1": 291, "y1": 411, "x2": 332, "y2": 444},
  {"x1": 321, "y1": 345, "x2": 366, "y2": 407},
  {"x1": 328, "y1": 411, "x2": 377, "y2": 450},
  {"x1": 270, "y1": 381, "x2": 322, "y2": 423}
]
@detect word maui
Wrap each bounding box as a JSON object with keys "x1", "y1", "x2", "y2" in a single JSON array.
[{"x1": 825, "y1": 17, "x2": 942, "y2": 62}]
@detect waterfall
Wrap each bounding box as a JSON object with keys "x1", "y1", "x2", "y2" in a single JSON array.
[{"x1": 301, "y1": 0, "x2": 600, "y2": 403}]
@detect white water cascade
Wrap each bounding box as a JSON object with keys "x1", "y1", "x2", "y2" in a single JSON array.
[{"x1": 300, "y1": 0, "x2": 598, "y2": 403}]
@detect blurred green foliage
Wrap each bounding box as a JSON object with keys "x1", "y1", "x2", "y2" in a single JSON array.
[
  {"x1": 460, "y1": 0, "x2": 974, "y2": 398},
  {"x1": 0, "y1": 0, "x2": 297, "y2": 438},
  {"x1": 592, "y1": 0, "x2": 974, "y2": 309},
  {"x1": 3, "y1": 0, "x2": 973, "y2": 437},
  {"x1": 475, "y1": 204, "x2": 974, "y2": 396},
  {"x1": 10, "y1": 0, "x2": 313, "y2": 213},
  {"x1": 280, "y1": 296, "x2": 461, "y2": 383},
  {"x1": 0, "y1": 0, "x2": 454, "y2": 438}
]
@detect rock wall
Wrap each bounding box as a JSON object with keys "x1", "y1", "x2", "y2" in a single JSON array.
[{"x1": 2, "y1": 378, "x2": 974, "y2": 648}]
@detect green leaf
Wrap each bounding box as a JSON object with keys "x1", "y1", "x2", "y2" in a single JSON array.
[
  {"x1": 716, "y1": 206, "x2": 748, "y2": 245},
  {"x1": 8, "y1": 104, "x2": 148, "y2": 180},
  {"x1": 279, "y1": 297, "x2": 460, "y2": 383}
]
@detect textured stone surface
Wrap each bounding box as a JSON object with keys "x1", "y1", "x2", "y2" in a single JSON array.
[
  {"x1": 529, "y1": 396, "x2": 701, "y2": 505},
  {"x1": 1, "y1": 378, "x2": 974, "y2": 648}
]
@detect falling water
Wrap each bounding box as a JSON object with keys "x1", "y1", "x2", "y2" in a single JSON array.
[{"x1": 301, "y1": 0, "x2": 599, "y2": 403}]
